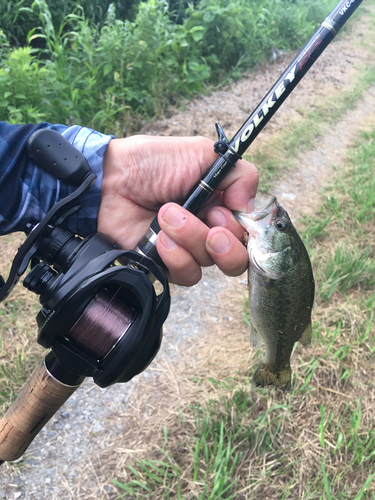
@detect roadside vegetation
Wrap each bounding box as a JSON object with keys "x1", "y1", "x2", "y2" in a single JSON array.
[
  {"x1": 111, "y1": 128, "x2": 375, "y2": 499},
  {"x1": 0, "y1": 0, "x2": 336, "y2": 135}
]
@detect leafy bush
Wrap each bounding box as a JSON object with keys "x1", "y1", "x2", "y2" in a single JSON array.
[
  {"x1": 0, "y1": 0, "x2": 339, "y2": 134},
  {"x1": 0, "y1": 0, "x2": 210, "y2": 133},
  {"x1": 0, "y1": 47, "x2": 50, "y2": 123},
  {"x1": 185, "y1": 0, "x2": 273, "y2": 76},
  {"x1": 269, "y1": 0, "x2": 335, "y2": 50}
]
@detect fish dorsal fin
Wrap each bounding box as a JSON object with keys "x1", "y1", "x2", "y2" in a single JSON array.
[
  {"x1": 299, "y1": 322, "x2": 312, "y2": 347},
  {"x1": 250, "y1": 322, "x2": 263, "y2": 351}
]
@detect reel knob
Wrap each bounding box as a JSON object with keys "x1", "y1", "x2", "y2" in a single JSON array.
[{"x1": 23, "y1": 263, "x2": 56, "y2": 295}]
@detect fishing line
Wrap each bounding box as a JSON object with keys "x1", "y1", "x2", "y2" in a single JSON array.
[{"x1": 66, "y1": 287, "x2": 137, "y2": 360}]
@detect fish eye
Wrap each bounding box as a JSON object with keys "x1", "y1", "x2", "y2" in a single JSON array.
[{"x1": 276, "y1": 220, "x2": 287, "y2": 231}]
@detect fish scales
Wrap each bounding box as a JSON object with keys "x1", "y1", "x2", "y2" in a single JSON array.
[{"x1": 235, "y1": 196, "x2": 315, "y2": 390}]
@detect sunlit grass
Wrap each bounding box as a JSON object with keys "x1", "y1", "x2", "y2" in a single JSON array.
[
  {"x1": 318, "y1": 244, "x2": 375, "y2": 301},
  {"x1": 309, "y1": 131, "x2": 375, "y2": 302}
]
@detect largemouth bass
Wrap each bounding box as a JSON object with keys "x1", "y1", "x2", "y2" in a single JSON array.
[{"x1": 234, "y1": 196, "x2": 315, "y2": 390}]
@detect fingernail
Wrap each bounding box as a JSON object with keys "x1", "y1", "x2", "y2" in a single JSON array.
[
  {"x1": 207, "y1": 231, "x2": 231, "y2": 255},
  {"x1": 163, "y1": 205, "x2": 187, "y2": 228},
  {"x1": 206, "y1": 208, "x2": 226, "y2": 228},
  {"x1": 159, "y1": 231, "x2": 177, "y2": 250},
  {"x1": 247, "y1": 198, "x2": 255, "y2": 212}
]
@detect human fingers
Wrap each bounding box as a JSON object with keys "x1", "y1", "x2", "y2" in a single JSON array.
[
  {"x1": 157, "y1": 203, "x2": 214, "y2": 268},
  {"x1": 216, "y1": 158, "x2": 259, "y2": 212},
  {"x1": 156, "y1": 232, "x2": 202, "y2": 286},
  {"x1": 205, "y1": 226, "x2": 249, "y2": 277},
  {"x1": 156, "y1": 216, "x2": 249, "y2": 284},
  {"x1": 205, "y1": 206, "x2": 252, "y2": 242}
]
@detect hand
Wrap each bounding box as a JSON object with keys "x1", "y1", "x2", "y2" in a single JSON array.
[{"x1": 98, "y1": 135, "x2": 258, "y2": 285}]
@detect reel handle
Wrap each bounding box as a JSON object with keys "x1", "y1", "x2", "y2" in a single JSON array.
[{"x1": 0, "y1": 356, "x2": 83, "y2": 463}]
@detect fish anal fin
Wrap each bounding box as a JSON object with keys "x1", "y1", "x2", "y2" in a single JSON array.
[
  {"x1": 299, "y1": 322, "x2": 312, "y2": 348},
  {"x1": 250, "y1": 322, "x2": 263, "y2": 351}
]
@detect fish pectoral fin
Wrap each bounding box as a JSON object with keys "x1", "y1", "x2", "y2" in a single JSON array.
[
  {"x1": 299, "y1": 322, "x2": 312, "y2": 347},
  {"x1": 250, "y1": 322, "x2": 263, "y2": 351}
]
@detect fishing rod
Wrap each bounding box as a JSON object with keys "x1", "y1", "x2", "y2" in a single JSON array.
[
  {"x1": 0, "y1": 0, "x2": 363, "y2": 466},
  {"x1": 137, "y1": 0, "x2": 364, "y2": 266}
]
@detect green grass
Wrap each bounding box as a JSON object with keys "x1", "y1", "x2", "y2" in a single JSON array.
[
  {"x1": 308, "y1": 130, "x2": 375, "y2": 301},
  {"x1": 111, "y1": 129, "x2": 375, "y2": 499},
  {"x1": 0, "y1": 265, "x2": 44, "y2": 414}
]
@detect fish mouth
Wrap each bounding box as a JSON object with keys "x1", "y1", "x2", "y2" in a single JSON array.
[
  {"x1": 250, "y1": 196, "x2": 277, "y2": 221},
  {"x1": 234, "y1": 196, "x2": 277, "y2": 234}
]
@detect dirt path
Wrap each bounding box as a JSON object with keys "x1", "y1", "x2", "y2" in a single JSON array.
[{"x1": 1, "y1": 3, "x2": 375, "y2": 498}]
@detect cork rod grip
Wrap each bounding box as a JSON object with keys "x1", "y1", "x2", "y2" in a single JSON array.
[{"x1": 0, "y1": 360, "x2": 82, "y2": 462}]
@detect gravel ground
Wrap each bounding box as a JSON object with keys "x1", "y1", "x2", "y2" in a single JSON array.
[{"x1": 1, "y1": 4, "x2": 375, "y2": 498}]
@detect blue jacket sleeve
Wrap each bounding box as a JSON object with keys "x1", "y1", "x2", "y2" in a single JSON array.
[{"x1": 0, "y1": 121, "x2": 114, "y2": 237}]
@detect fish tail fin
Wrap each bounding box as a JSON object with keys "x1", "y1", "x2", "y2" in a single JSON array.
[{"x1": 253, "y1": 363, "x2": 292, "y2": 391}]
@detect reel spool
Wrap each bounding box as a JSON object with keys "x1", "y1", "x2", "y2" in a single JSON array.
[{"x1": 66, "y1": 287, "x2": 136, "y2": 361}]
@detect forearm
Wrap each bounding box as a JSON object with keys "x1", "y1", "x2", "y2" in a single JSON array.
[{"x1": 0, "y1": 122, "x2": 113, "y2": 237}]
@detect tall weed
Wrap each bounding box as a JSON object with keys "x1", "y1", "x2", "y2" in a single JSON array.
[
  {"x1": 0, "y1": 29, "x2": 10, "y2": 63},
  {"x1": 0, "y1": 0, "x2": 141, "y2": 46},
  {"x1": 0, "y1": 0, "x2": 37, "y2": 46},
  {"x1": 97, "y1": 0, "x2": 208, "y2": 116},
  {"x1": 0, "y1": 47, "x2": 49, "y2": 123},
  {"x1": 0, "y1": 0, "x2": 342, "y2": 133}
]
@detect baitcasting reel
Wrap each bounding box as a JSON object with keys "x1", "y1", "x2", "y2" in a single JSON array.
[{"x1": 0, "y1": 129, "x2": 170, "y2": 388}]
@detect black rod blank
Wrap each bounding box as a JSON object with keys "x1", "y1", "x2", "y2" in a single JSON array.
[
  {"x1": 182, "y1": 0, "x2": 363, "y2": 214},
  {"x1": 136, "y1": 0, "x2": 363, "y2": 264}
]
